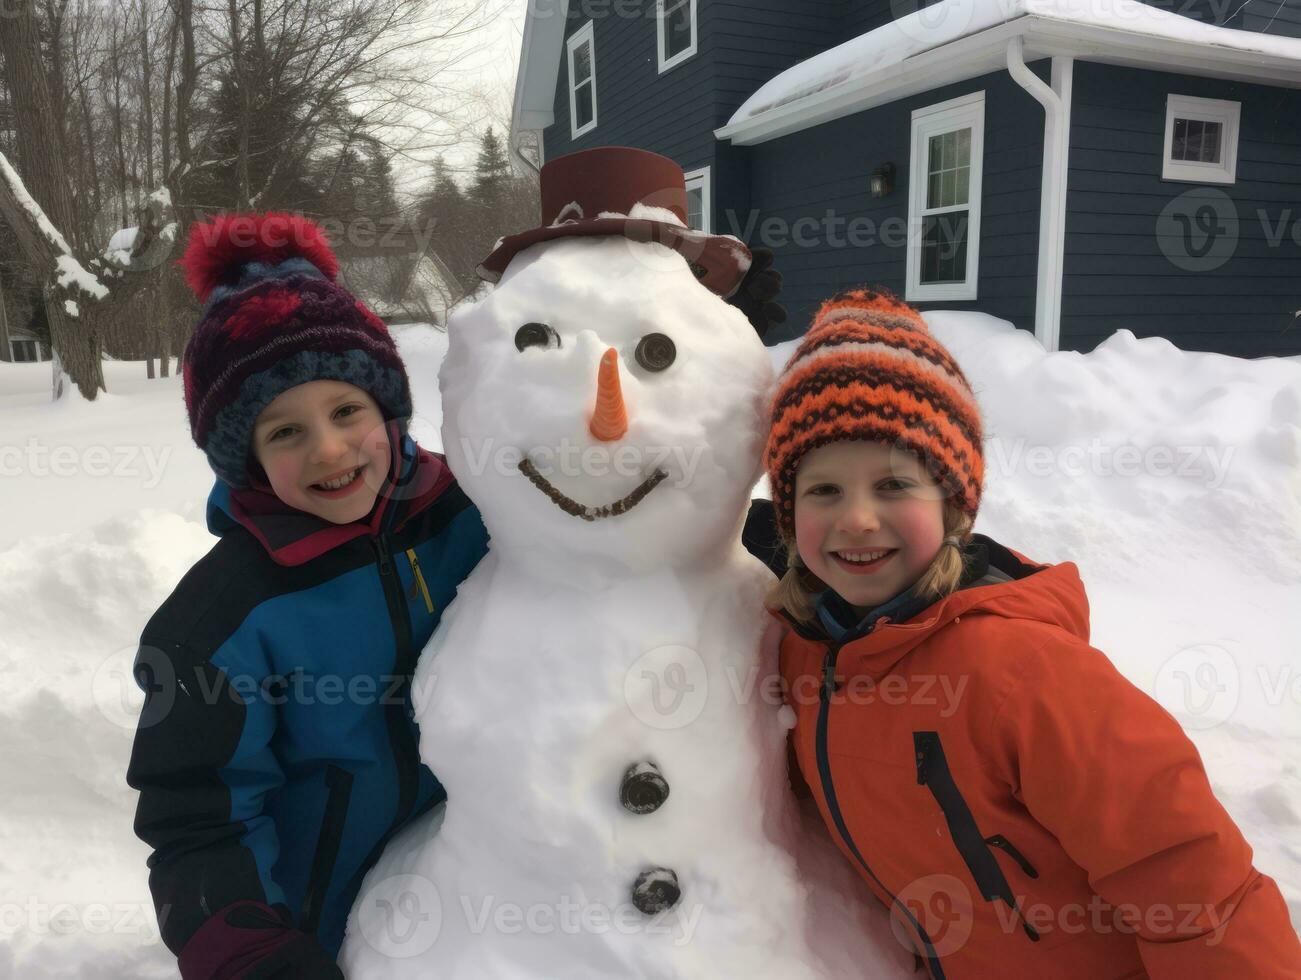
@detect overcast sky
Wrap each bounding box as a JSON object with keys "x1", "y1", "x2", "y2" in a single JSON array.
[{"x1": 388, "y1": 0, "x2": 530, "y2": 198}]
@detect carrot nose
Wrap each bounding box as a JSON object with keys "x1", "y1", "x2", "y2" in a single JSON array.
[{"x1": 589, "y1": 348, "x2": 628, "y2": 443}]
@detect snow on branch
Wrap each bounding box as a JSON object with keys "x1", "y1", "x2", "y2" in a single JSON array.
[{"x1": 0, "y1": 149, "x2": 110, "y2": 303}]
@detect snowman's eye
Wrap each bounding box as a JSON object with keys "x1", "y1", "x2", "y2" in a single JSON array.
[
  {"x1": 515, "y1": 322, "x2": 561, "y2": 352},
  {"x1": 635, "y1": 333, "x2": 677, "y2": 373}
]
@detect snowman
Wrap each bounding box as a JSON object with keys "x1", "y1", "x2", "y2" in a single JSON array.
[{"x1": 340, "y1": 148, "x2": 900, "y2": 979}]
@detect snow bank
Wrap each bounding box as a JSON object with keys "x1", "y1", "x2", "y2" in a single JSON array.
[
  {"x1": 729, "y1": 0, "x2": 1301, "y2": 126},
  {"x1": 1, "y1": 319, "x2": 1296, "y2": 976}
]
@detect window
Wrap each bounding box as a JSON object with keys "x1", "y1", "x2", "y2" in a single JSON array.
[
  {"x1": 567, "y1": 22, "x2": 598, "y2": 139},
  {"x1": 657, "y1": 0, "x2": 697, "y2": 74},
  {"x1": 684, "y1": 167, "x2": 711, "y2": 233},
  {"x1": 907, "y1": 91, "x2": 984, "y2": 302},
  {"x1": 10, "y1": 339, "x2": 39, "y2": 362},
  {"x1": 1163, "y1": 94, "x2": 1240, "y2": 184}
]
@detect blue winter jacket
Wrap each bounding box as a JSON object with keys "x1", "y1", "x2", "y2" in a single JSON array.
[{"x1": 126, "y1": 430, "x2": 488, "y2": 961}]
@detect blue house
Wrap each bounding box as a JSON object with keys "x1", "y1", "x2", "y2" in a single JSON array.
[{"x1": 509, "y1": 0, "x2": 1301, "y2": 357}]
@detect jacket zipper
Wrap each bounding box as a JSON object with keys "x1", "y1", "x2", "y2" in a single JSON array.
[
  {"x1": 299, "y1": 763, "x2": 354, "y2": 934},
  {"x1": 373, "y1": 534, "x2": 420, "y2": 834},
  {"x1": 405, "y1": 547, "x2": 435, "y2": 613},
  {"x1": 914, "y1": 731, "x2": 1040, "y2": 943},
  {"x1": 984, "y1": 834, "x2": 1039, "y2": 879},
  {"x1": 816, "y1": 643, "x2": 949, "y2": 979}
]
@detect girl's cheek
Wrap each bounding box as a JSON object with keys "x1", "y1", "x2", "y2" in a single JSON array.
[{"x1": 793, "y1": 504, "x2": 826, "y2": 565}]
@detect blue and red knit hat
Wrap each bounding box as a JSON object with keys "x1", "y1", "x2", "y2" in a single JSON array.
[{"x1": 179, "y1": 212, "x2": 413, "y2": 489}]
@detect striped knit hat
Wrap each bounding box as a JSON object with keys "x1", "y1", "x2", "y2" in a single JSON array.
[
  {"x1": 179, "y1": 212, "x2": 412, "y2": 489},
  {"x1": 765, "y1": 286, "x2": 984, "y2": 541}
]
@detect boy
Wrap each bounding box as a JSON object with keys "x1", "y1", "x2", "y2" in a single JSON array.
[{"x1": 126, "y1": 213, "x2": 488, "y2": 978}]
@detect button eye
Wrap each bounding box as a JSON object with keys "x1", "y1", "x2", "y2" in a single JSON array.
[
  {"x1": 635, "y1": 333, "x2": 676, "y2": 373},
  {"x1": 515, "y1": 322, "x2": 561, "y2": 352}
]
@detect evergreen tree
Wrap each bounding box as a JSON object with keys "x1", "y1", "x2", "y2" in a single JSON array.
[{"x1": 469, "y1": 127, "x2": 512, "y2": 222}]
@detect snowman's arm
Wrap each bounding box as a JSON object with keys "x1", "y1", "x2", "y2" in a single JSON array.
[{"x1": 743, "y1": 498, "x2": 787, "y2": 577}]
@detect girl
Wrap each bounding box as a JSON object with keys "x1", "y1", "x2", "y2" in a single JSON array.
[
  {"x1": 763, "y1": 287, "x2": 1300, "y2": 979},
  {"x1": 126, "y1": 213, "x2": 489, "y2": 978}
]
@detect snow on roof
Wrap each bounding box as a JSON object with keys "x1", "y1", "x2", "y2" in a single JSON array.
[{"x1": 728, "y1": 0, "x2": 1301, "y2": 128}]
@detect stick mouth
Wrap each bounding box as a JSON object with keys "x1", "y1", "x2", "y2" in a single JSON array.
[{"x1": 518, "y1": 457, "x2": 668, "y2": 522}]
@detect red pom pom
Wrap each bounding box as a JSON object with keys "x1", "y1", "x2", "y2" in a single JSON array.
[{"x1": 179, "y1": 212, "x2": 340, "y2": 302}]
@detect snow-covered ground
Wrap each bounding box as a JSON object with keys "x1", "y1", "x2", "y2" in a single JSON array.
[{"x1": 0, "y1": 318, "x2": 1297, "y2": 977}]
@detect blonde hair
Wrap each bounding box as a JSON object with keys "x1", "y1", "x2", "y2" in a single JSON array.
[{"x1": 765, "y1": 502, "x2": 975, "y2": 626}]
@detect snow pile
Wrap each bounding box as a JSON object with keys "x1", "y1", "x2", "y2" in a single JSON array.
[
  {"x1": 1, "y1": 313, "x2": 1297, "y2": 977},
  {"x1": 728, "y1": 0, "x2": 1301, "y2": 126}
]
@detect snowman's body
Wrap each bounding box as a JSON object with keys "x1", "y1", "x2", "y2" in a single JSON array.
[{"x1": 342, "y1": 230, "x2": 895, "y2": 978}]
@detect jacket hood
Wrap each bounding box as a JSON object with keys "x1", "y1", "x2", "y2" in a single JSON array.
[
  {"x1": 206, "y1": 420, "x2": 454, "y2": 566},
  {"x1": 777, "y1": 535, "x2": 1091, "y2": 681}
]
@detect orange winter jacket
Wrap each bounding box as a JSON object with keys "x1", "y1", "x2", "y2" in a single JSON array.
[{"x1": 774, "y1": 535, "x2": 1301, "y2": 980}]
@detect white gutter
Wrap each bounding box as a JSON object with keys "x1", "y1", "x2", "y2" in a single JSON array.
[
  {"x1": 508, "y1": 0, "x2": 567, "y2": 173},
  {"x1": 1006, "y1": 40, "x2": 1071, "y2": 354}
]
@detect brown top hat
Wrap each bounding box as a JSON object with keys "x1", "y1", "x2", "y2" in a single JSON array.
[{"x1": 477, "y1": 146, "x2": 752, "y2": 298}]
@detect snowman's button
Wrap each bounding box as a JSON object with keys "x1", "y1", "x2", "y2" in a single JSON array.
[
  {"x1": 632, "y1": 868, "x2": 681, "y2": 915},
  {"x1": 620, "y1": 761, "x2": 670, "y2": 815}
]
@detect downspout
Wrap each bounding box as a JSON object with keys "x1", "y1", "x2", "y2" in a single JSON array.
[
  {"x1": 509, "y1": 125, "x2": 542, "y2": 177},
  {"x1": 1006, "y1": 38, "x2": 1072, "y2": 353}
]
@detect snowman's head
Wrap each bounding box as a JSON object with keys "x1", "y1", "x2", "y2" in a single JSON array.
[{"x1": 441, "y1": 236, "x2": 773, "y2": 576}]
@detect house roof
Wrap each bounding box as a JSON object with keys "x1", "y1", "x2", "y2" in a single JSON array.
[
  {"x1": 718, "y1": 0, "x2": 1301, "y2": 146},
  {"x1": 512, "y1": 0, "x2": 570, "y2": 135}
]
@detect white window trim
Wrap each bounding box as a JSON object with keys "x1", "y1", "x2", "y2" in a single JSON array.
[
  {"x1": 657, "y1": 0, "x2": 698, "y2": 75},
  {"x1": 683, "y1": 166, "x2": 712, "y2": 233},
  {"x1": 1162, "y1": 94, "x2": 1240, "y2": 185},
  {"x1": 567, "y1": 21, "x2": 598, "y2": 140},
  {"x1": 906, "y1": 91, "x2": 985, "y2": 303},
  {"x1": 9, "y1": 338, "x2": 39, "y2": 362}
]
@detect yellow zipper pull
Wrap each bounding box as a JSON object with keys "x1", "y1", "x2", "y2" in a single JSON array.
[{"x1": 405, "y1": 548, "x2": 435, "y2": 613}]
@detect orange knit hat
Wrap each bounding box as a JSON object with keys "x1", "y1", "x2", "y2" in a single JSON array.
[{"x1": 764, "y1": 286, "x2": 985, "y2": 541}]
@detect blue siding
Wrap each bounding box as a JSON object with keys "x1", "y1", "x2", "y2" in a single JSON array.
[
  {"x1": 1240, "y1": 0, "x2": 1301, "y2": 37},
  {"x1": 545, "y1": 2, "x2": 717, "y2": 170},
  {"x1": 1062, "y1": 61, "x2": 1301, "y2": 356},
  {"x1": 746, "y1": 65, "x2": 1050, "y2": 343},
  {"x1": 841, "y1": 0, "x2": 897, "y2": 36},
  {"x1": 544, "y1": 1, "x2": 844, "y2": 228}
]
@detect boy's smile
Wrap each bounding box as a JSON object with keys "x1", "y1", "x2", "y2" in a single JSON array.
[
  {"x1": 252, "y1": 380, "x2": 393, "y2": 524},
  {"x1": 794, "y1": 440, "x2": 947, "y2": 614}
]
